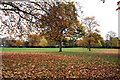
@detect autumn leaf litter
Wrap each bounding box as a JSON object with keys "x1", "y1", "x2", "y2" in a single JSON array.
[{"x1": 1, "y1": 52, "x2": 120, "y2": 79}]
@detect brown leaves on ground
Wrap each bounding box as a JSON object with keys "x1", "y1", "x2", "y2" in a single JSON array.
[{"x1": 1, "y1": 52, "x2": 120, "y2": 79}]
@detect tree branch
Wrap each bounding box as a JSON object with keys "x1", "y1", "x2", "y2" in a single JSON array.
[
  {"x1": 0, "y1": 1, "x2": 43, "y2": 22},
  {"x1": 30, "y1": 1, "x2": 50, "y2": 15}
]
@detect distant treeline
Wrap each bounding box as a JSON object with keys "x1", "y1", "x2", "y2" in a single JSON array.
[{"x1": 1, "y1": 46, "x2": 120, "y2": 49}]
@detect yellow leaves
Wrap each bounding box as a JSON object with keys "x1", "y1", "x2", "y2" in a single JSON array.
[
  {"x1": 98, "y1": 40, "x2": 102, "y2": 47},
  {"x1": 68, "y1": 70, "x2": 71, "y2": 73}
]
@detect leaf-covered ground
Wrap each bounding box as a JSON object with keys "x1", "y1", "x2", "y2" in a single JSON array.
[{"x1": 1, "y1": 52, "x2": 120, "y2": 79}]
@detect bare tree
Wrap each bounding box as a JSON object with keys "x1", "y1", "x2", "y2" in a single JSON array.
[{"x1": 106, "y1": 31, "x2": 116, "y2": 48}]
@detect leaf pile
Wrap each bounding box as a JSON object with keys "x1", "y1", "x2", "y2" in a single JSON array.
[{"x1": 2, "y1": 53, "x2": 120, "y2": 79}]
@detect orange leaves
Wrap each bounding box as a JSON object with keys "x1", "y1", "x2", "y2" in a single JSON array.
[
  {"x1": 31, "y1": 65, "x2": 35, "y2": 68},
  {"x1": 2, "y1": 53, "x2": 120, "y2": 79},
  {"x1": 48, "y1": 38, "x2": 50, "y2": 40}
]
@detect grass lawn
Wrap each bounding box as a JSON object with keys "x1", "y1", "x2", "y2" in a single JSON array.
[
  {"x1": 1, "y1": 47, "x2": 120, "y2": 79},
  {"x1": 2, "y1": 47, "x2": 117, "y2": 52}
]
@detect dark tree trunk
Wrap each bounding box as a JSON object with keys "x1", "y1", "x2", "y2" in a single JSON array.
[
  {"x1": 88, "y1": 40, "x2": 91, "y2": 51},
  {"x1": 59, "y1": 40, "x2": 62, "y2": 52},
  {"x1": 111, "y1": 39, "x2": 112, "y2": 48}
]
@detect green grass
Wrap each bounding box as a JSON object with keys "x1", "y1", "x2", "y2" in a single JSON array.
[
  {"x1": 1, "y1": 47, "x2": 117, "y2": 52},
  {"x1": 1, "y1": 47, "x2": 120, "y2": 66}
]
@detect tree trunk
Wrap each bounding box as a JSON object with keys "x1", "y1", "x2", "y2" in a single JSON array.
[
  {"x1": 59, "y1": 41, "x2": 62, "y2": 52},
  {"x1": 111, "y1": 39, "x2": 112, "y2": 48},
  {"x1": 88, "y1": 40, "x2": 91, "y2": 51}
]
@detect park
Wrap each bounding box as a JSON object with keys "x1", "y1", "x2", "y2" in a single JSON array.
[
  {"x1": 0, "y1": 0, "x2": 120, "y2": 79},
  {"x1": 1, "y1": 47, "x2": 120, "y2": 79}
]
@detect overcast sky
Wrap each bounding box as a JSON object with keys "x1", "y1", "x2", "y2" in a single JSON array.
[
  {"x1": 74, "y1": 0, "x2": 119, "y2": 40},
  {"x1": 0, "y1": 0, "x2": 119, "y2": 40}
]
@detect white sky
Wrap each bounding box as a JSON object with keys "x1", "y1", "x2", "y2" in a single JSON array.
[
  {"x1": 0, "y1": 0, "x2": 119, "y2": 40},
  {"x1": 75, "y1": 0, "x2": 119, "y2": 40}
]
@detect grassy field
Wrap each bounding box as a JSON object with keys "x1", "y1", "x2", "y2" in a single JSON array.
[
  {"x1": 1, "y1": 47, "x2": 120, "y2": 79},
  {"x1": 2, "y1": 47, "x2": 117, "y2": 52},
  {"x1": 2, "y1": 47, "x2": 119, "y2": 63}
]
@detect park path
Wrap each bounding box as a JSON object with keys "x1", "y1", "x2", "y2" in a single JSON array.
[
  {"x1": 65, "y1": 50, "x2": 119, "y2": 54},
  {"x1": 94, "y1": 51, "x2": 119, "y2": 54}
]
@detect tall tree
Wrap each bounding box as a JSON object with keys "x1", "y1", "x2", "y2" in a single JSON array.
[
  {"x1": 41, "y1": 2, "x2": 84, "y2": 52},
  {"x1": 83, "y1": 16, "x2": 101, "y2": 51},
  {"x1": 0, "y1": 0, "x2": 84, "y2": 52},
  {"x1": 106, "y1": 31, "x2": 116, "y2": 48}
]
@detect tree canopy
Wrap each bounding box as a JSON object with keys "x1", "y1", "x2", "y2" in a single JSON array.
[
  {"x1": 0, "y1": 0, "x2": 85, "y2": 52},
  {"x1": 40, "y1": 2, "x2": 84, "y2": 52}
]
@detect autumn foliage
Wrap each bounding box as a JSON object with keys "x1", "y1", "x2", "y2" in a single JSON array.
[
  {"x1": 83, "y1": 16, "x2": 102, "y2": 51},
  {"x1": 41, "y1": 2, "x2": 84, "y2": 52}
]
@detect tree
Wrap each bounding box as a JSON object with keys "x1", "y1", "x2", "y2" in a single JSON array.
[
  {"x1": 0, "y1": 0, "x2": 84, "y2": 52},
  {"x1": 76, "y1": 38, "x2": 88, "y2": 47},
  {"x1": 41, "y1": 2, "x2": 84, "y2": 52},
  {"x1": 0, "y1": 38, "x2": 5, "y2": 46},
  {"x1": 22, "y1": 41, "x2": 29, "y2": 47},
  {"x1": 0, "y1": 0, "x2": 105, "y2": 38},
  {"x1": 112, "y1": 37, "x2": 119, "y2": 47},
  {"x1": 15, "y1": 40, "x2": 22, "y2": 47},
  {"x1": 39, "y1": 36, "x2": 48, "y2": 47},
  {"x1": 83, "y1": 16, "x2": 101, "y2": 51},
  {"x1": 106, "y1": 31, "x2": 116, "y2": 48},
  {"x1": 77, "y1": 35, "x2": 102, "y2": 48},
  {"x1": 28, "y1": 34, "x2": 41, "y2": 46}
]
